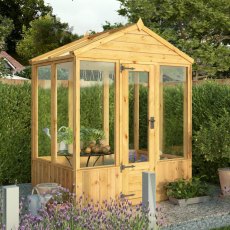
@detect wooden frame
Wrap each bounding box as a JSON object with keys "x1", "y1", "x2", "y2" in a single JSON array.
[{"x1": 31, "y1": 19, "x2": 193, "y2": 202}]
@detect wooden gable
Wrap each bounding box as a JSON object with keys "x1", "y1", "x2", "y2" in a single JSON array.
[{"x1": 31, "y1": 19, "x2": 193, "y2": 65}]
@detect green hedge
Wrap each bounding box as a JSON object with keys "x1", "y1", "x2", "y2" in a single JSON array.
[
  {"x1": 0, "y1": 82, "x2": 31, "y2": 184},
  {"x1": 1, "y1": 81, "x2": 230, "y2": 185},
  {"x1": 193, "y1": 82, "x2": 230, "y2": 182}
]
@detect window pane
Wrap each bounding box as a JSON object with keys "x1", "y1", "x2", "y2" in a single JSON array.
[
  {"x1": 160, "y1": 66, "x2": 186, "y2": 160},
  {"x1": 129, "y1": 71, "x2": 149, "y2": 163},
  {"x1": 57, "y1": 62, "x2": 73, "y2": 155},
  {"x1": 80, "y1": 61, "x2": 115, "y2": 167},
  {"x1": 38, "y1": 65, "x2": 51, "y2": 157}
]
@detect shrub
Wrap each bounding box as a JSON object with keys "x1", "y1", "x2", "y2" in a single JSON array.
[
  {"x1": 192, "y1": 82, "x2": 230, "y2": 182},
  {"x1": 0, "y1": 82, "x2": 31, "y2": 184},
  {"x1": 165, "y1": 177, "x2": 209, "y2": 199}
]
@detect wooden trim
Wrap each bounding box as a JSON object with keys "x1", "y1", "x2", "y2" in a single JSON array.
[
  {"x1": 157, "y1": 63, "x2": 190, "y2": 68},
  {"x1": 115, "y1": 61, "x2": 120, "y2": 166},
  {"x1": 68, "y1": 64, "x2": 74, "y2": 154},
  {"x1": 31, "y1": 55, "x2": 74, "y2": 66},
  {"x1": 148, "y1": 65, "x2": 155, "y2": 169},
  {"x1": 134, "y1": 73, "x2": 139, "y2": 151},
  {"x1": 72, "y1": 56, "x2": 79, "y2": 193},
  {"x1": 30, "y1": 38, "x2": 88, "y2": 62},
  {"x1": 103, "y1": 71, "x2": 110, "y2": 145},
  {"x1": 74, "y1": 57, "x2": 81, "y2": 170},
  {"x1": 51, "y1": 63, "x2": 57, "y2": 163},
  {"x1": 142, "y1": 26, "x2": 194, "y2": 64},
  {"x1": 154, "y1": 64, "x2": 160, "y2": 166},
  {"x1": 137, "y1": 18, "x2": 144, "y2": 31},
  {"x1": 119, "y1": 60, "x2": 123, "y2": 166},
  {"x1": 187, "y1": 65, "x2": 192, "y2": 159},
  {"x1": 32, "y1": 65, "x2": 38, "y2": 160},
  {"x1": 122, "y1": 67, "x2": 129, "y2": 165}
]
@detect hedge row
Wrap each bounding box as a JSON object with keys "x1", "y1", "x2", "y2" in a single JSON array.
[
  {"x1": 192, "y1": 82, "x2": 230, "y2": 182},
  {"x1": 0, "y1": 82, "x2": 31, "y2": 184},
  {"x1": 0, "y1": 81, "x2": 229, "y2": 184}
]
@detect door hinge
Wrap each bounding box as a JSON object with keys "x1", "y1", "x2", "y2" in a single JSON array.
[
  {"x1": 120, "y1": 64, "x2": 135, "y2": 72},
  {"x1": 120, "y1": 163, "x2": 135, "y2": 172},
  {"x1": 120, "y1": 193, "x2": 135, "y2": 199}
]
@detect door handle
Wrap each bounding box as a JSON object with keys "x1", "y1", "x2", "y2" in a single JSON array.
[
  {"x1": 149, "y1": 117, "x2": 155, "y2": 129},
  {"x1": 120, "y1": 163, "x2": 135, "y2": 172},
  {"x1": 120, "y1": 193, "x2": 135, "y2": 198}
]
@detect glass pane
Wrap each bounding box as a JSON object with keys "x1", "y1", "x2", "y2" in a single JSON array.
[
  {"x1": 160, "y1": 66, "x2": 186, "y2": 160},
  {"x1": 57, "y1": 62, "x2": 73, "y2": 155},
  {"x1": 129, "y1": 71, "x2": 149, "y2": 163},
  {"x1": 80, "y1": 61, "x2": 115, "y2": 167},
  {"x1": 38, "y1": 65, "x2": 51, "y2": 157}
]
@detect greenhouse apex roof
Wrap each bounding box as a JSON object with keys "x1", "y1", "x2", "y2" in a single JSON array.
[{"x1": 30, "y1": 19, "x2": 194, "y2": 64}]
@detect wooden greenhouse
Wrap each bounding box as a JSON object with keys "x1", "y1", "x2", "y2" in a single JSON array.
[{"x1": 31, "y1": 19, "x2": 193, "y2": 203}]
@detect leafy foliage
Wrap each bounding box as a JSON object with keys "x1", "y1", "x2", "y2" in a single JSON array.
[
  {"x1": 38, "y1": 87, "x2": 51, "y2": 156},
  {"x1": 117, "y1": 0, "x2": 230, "y2": 78},
  {"x1": 0, "y1": 15, "x2": 14, "y2": 50},
  {"x1": 16, "y1": 14, "x2": 78, "y2": 61},
  {"x1": 80, "y1": 127, "x2": 105, "y2": 146},
  {"x1": 165, "y1": 177, "x2": 209, "y2": 199},
  {"x1": 0, "y1": 82, "x2": 31, "y2": 184},
  {"x1": 192, "y1": 82, "x2": 230, "y2": 182},
  {"x1": 0, "y1": 0, "x2": 52, "y2": 55},
  {"x1": 0, "y1": 15, "x2": 14, "y2": 78},
  {"x1": 1, "y1": 80, "x2": 230, "y2": 184},
  {"x1": 57, "y1": 126, "x2": 73, "y2": 144},
  {"x1": 15, "y1": 66, "x2": 32, "y2": 79},
  {"x1": 194, "y1": 111, "x2": 230, "y2": 162},
  {"x1": 102, "y1": 21, "x2": 124, "y2": 31}
]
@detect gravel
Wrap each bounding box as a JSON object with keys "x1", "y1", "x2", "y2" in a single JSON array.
[{"x1": 159, "y1": 195, "x2": 230, "y2": 230}]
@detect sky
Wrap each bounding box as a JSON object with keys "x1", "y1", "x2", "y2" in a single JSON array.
[{"x1": 44, "y1": 0, "x2": 127, "y2": 35}]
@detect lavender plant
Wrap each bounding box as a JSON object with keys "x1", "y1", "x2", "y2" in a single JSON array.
[{"x1": 20, "y1": 188, "x2": 150, "y2": 230}]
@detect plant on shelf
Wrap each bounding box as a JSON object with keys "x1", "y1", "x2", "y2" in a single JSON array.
[
  {"x1": 165, "y1": 177, "x2": 210, "y2": 206},
  {"x1": 80, "y1": 127, "x2": 108, "y2": 154},
  {"x1": 57, "y1": 126, "x2": 73, "y2": 154},
  {"x1": 57, "y1": 126, "x2": 73, "y2": 144}
]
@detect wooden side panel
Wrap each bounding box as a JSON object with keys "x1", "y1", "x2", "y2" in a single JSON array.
[
  {"x1": 76, "y1": 167, "x2": 121, "y2": 202},
  {"x1": 156, "y1": 159, "x2": 192, "y2": 201},
  {"x1": 32, "y1": 159, "x2": 73, "y2": 191}
]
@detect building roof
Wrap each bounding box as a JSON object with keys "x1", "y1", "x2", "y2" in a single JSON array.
[
  {"x1": 31, "y1": 19, "x2": 194, "y2": 64},
  {"x1": 0, "y1": 51, "x2": 25, "y2": 73}
]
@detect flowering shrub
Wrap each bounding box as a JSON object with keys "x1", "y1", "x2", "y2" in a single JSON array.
[{"x1": 20, "y1": 188, "x2": 150, "y2": 230}]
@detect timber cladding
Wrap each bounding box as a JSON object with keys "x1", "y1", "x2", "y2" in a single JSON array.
[{"x1": 31, "y1": 19, "x2": 193, "y2": 203}]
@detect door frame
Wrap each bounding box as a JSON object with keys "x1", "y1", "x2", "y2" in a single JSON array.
[{"x1": 120, "y1": 63, "x2": 157, "y2": 200}]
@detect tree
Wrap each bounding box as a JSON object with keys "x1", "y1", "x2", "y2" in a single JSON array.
[
  {"x1": 102, "y1": 21, "x2": 124, "y2": 31},
  {"x1": 16, "y1": 14, "x2": 78, "y2": 61},
  {"x1": 0, "y1": 16, "x2": 14, "y2": 78},
  {"x1": 0, "y1": 0, "x2": 52, "y2": 55},
  {"x1": 117, "y1": 0, "x2": 230, "y2": 78}
]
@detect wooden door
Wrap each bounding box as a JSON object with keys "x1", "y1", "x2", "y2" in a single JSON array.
[{"x1": 121, "y1": 64, "x2": 155, "y2": 205}]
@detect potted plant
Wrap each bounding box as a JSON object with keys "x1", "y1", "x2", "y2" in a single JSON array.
[
  {"x1": 165, "y1": 177, "x2": 210, "y2": 206},
  {"x1": 57, "y1": 126, "x2": 73, "y2": 154}
]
